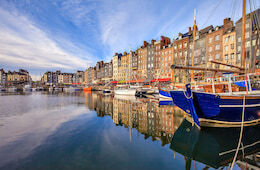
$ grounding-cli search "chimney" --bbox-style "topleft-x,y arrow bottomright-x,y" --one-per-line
123,51 -> 127,55
224,18 -> 231,25
223,18 -> 233,31
143,41 -> 148,47
151,39 -> 155,44
115,53 -> 118,56
188,27 -> 191,35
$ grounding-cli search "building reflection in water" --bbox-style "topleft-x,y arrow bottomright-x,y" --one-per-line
84,92 -> 185,146
84,92 -> 260,170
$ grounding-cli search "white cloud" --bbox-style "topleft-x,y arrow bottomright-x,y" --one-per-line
0,7 -> 91,72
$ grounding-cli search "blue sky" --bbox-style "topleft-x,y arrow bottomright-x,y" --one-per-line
0,0 -> 259,80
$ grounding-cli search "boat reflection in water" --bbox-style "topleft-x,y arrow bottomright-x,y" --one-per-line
170,119 -> 260,169
83,92 -> 260,169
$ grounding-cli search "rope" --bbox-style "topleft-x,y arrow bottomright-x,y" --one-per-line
183,90 -> 192,99
230,95 -> 246,170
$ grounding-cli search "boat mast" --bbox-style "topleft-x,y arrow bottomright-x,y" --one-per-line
191,9 -> 196,83
241,0 -> 246,69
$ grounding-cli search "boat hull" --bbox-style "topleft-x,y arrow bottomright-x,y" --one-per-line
170,90 -> 260,127
159,89 -> 172,99
114,89 -> 136,96
83,87 -> 92,91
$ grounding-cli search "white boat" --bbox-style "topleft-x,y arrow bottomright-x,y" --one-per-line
8,87 -> 17,92
114,85 -> 136,96
63,86 -> 81,93
23,85 -> 32,92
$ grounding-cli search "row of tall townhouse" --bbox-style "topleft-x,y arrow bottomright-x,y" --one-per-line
85,9 -> 259,85
0,69 -> 31,86
41,70 -> 84,85
84,60 -> 113,85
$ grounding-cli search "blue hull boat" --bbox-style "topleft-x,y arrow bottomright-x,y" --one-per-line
159,89 -> 172,99
170,84 -> 260,128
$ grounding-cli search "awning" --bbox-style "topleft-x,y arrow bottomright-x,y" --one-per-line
111,81 -> 118,84
150,78 -> 171,82
72,83 -> 81,85
118,80 -> 126,84
129,79 -> 145,83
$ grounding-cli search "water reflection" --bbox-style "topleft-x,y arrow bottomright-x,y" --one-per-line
0,91 -> 259,170
84,92 -> 185,146
84,92 -> 260,169
170,119 -> 260,169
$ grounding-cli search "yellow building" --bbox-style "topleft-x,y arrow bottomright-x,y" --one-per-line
222,28 -> 237,69
118,52 -> 129,81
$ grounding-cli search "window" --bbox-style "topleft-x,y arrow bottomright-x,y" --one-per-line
229,35 -> 233,41
225,54 -> 228,60
231,44 -> 234,49
179,51 -> 182,57
215,35 -> 220,41
195,58 -> 198,64
174,53 -> 177,57
174,45 -> 177,50
209,37 -> 212,43
231,53 -> 234,59
252,39 -> 256,46
238,37 -> 241,42
225,37 -> 228,42
184,50 -> 187,56
215,53 -> 220,60
238,46 -> 241,51
245,32 -> 250,39
184,42 -> 187,47
225,45 -> 228,51
179,44 -> 182,49
246,41 -> 250,48
209,55 -> 213,61
215,44 -> 220,50
209,46 -> 212,52
237,54 -> 241,61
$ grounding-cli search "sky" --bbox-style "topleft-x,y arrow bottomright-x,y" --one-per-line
0,0 -> 259,80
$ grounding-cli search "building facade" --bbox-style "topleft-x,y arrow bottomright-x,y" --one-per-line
173,32 -> 190,83
236,9 -> 260,70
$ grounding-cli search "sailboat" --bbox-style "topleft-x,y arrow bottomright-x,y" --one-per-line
169,2 -> 260,128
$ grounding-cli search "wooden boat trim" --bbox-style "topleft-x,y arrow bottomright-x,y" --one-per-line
220,95 -> 260,100
220,103 -> 260,107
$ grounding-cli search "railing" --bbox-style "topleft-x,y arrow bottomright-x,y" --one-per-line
193,73 -> 260,94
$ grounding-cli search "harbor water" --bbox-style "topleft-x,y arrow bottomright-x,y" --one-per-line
0,92 -> 259,170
